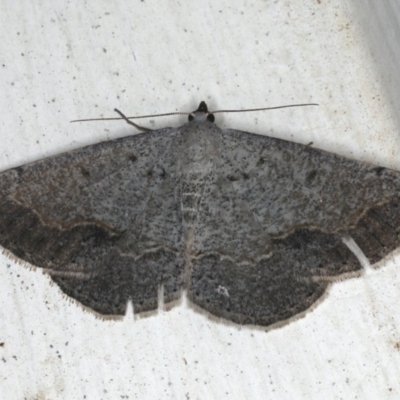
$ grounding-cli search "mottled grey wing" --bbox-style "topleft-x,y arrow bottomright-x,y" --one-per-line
0,129 -> 185,315
188,128 -> 400,326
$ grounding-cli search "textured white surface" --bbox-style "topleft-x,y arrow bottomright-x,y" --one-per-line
1,1 -> 400,399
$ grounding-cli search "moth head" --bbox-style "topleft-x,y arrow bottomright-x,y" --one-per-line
189,101 -> 215,123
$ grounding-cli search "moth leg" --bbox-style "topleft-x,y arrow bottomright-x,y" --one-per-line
114,108 -> 152,132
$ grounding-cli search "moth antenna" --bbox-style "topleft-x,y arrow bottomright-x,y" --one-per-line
71,110 -> 190,123
70,102 -> 319,132
71,108 -> 191,132
71,102 -> 319,132
71,102 -> 318,123
211,103 -> 319,114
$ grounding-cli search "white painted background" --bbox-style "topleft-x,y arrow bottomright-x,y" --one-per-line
1,1 -> 400,399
